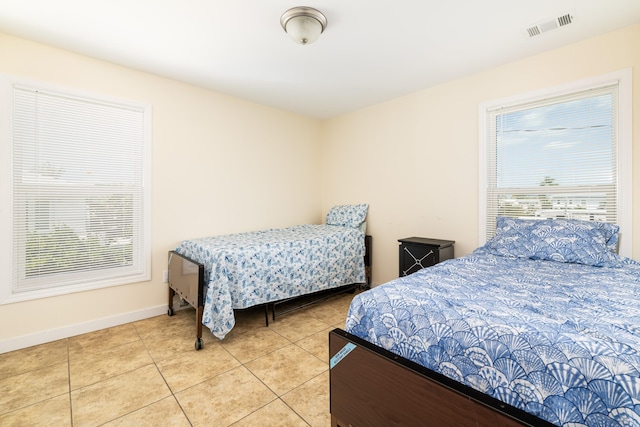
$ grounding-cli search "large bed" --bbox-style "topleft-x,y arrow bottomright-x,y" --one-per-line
329,217 -> 640,427
168,204 -> 370,348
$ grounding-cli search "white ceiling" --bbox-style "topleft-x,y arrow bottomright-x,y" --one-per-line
1,1 -> 639,119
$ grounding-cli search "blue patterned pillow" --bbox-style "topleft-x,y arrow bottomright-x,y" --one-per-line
326,204 -> 368,228
592,221 -> 620,253
484,217 -> 623,267
494,217 -> 620,253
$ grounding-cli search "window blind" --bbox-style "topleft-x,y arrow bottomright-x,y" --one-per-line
12,85 -> 149,294
485,84 -> 618,240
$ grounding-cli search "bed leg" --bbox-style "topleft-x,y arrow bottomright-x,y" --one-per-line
264,304 -> 270,327
364,234 -> 372,289
167,286 -> 175,316
195,305 -> 204,350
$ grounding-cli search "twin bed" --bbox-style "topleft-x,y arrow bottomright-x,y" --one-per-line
330,217 -> 640,427
167,204 -> 369,348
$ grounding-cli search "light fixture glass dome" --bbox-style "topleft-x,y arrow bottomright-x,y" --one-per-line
280,7 -> 327,45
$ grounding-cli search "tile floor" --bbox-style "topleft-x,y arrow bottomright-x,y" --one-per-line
0,291 -> 359,426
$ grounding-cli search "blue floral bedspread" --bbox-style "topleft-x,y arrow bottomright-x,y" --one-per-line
345,249 -> 640,427
175,224 -> 365,339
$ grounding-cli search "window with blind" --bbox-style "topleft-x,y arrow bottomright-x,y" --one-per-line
479,70 -> 632,257
1,76 -> 151,303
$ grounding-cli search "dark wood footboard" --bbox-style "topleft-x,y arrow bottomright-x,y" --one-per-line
329,329 -> 554,427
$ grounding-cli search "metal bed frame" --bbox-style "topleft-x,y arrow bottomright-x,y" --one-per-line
168,235 -> 371,349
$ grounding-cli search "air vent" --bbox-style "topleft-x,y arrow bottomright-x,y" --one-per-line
557,13 -> 573,27
526,26 -> 541,37
524,11 -> 575,38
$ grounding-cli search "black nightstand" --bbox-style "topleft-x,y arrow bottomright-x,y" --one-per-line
398,237 -> 455,276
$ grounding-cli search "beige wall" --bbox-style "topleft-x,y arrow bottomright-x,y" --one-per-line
321,24 -> 640,285
0,33 -> 322,349
1,23 -> 639,350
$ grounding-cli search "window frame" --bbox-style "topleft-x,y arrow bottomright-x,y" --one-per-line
0,75 -> 152,304
478,69 -> 632,257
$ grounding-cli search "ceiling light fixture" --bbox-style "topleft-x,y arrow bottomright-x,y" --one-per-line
280,7 -> 327,45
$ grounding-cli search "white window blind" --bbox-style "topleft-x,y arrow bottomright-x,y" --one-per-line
8,83 -> 151,299
485,85 -> 618,237
480,70 -> 632,257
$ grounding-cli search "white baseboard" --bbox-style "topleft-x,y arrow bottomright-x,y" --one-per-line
0,304 -> 168,354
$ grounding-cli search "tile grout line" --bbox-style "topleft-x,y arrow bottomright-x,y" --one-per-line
72,325 -> 191,426
151,362 -> 195,427
213,309 -> 332,426
67,338 -> 74,426
137,322 -> 195,427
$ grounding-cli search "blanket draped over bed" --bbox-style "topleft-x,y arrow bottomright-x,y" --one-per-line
175,224 -> 366,339
346,248 -> 640,427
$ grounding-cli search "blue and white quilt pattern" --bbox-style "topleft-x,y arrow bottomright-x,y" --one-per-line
176,224 -> 365,339
346,249 -> 640,427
